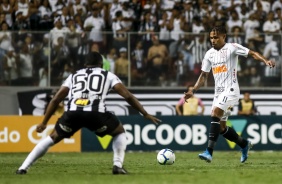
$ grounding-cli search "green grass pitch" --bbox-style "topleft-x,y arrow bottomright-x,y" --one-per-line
0,151 -> 281,184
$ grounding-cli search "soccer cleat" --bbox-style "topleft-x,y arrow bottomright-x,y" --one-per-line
241,141 -> 253,163
112,165 -> 128,175
16,169 -> 27,175
198,149 -> 212,163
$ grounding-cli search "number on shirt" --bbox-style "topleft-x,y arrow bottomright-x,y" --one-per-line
72,73 -> 105,95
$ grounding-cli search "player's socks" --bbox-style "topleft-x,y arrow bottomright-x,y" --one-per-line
112,132 -> 127,168
221,126 -> 248,148
207,117 -> 221,156
207,147 -> 214,156
18,136 -> 54,170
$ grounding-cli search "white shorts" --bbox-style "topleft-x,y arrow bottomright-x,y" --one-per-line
212,89 -> 239,121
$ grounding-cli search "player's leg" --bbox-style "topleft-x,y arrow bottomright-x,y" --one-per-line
220,117 -> 249,149
109,122 -> 127,174
199,106 -> 224,162
16,129 -> 63,174
220,112 -> 253,163
199,94 -> 226,162
93,112 -> 127,174
16,112 -> 80,174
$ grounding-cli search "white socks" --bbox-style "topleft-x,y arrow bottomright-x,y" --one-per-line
19,136 -> 54,170
19,133 -> 127,170
112,133 -> 127,168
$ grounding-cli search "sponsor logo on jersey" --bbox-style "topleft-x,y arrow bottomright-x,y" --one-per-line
216,87 -> 225,93
212,64 -> 227,74
232,69 -> 237,83
75,99 -> 90,106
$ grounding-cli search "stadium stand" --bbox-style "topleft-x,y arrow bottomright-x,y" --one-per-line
0,0 -> 281,87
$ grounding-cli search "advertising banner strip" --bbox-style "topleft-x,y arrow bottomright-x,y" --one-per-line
1,116 -> 281,152
0,116 -> 81,152
82,116 -> 282,151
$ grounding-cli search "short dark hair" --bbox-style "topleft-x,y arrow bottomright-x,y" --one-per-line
85,51 -> 103,66
210,26 -> 227,35
115,11 -> 122,18
231,26 -> 242,32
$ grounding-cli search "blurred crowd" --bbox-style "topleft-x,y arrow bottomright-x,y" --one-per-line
0,0 -> 281,87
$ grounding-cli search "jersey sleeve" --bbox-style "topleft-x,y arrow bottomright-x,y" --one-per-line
109,73 -> 122,89
62,74 -> 72,89
232,43 -> 249,58
201,51 -> 212,72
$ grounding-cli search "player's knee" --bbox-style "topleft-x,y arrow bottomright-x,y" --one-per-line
212,107 -> 224,117
220,122 -> 227,133
49,130 -> 63,144
109,123 -> 125,137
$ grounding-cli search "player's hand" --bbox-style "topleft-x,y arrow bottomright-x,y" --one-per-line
184,91 -> 193,103
144,114 -> 162,125
266,60 -> 275,68
36,123 -> 47,133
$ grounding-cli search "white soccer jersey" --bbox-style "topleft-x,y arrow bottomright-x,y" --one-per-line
62,67 -> 122,112
201,43 -> 249,96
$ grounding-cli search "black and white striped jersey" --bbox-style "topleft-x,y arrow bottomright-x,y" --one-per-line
62,67 -> 122,112
202,43 -> 249,96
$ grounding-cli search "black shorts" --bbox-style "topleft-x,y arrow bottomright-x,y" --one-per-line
54,111 -> 120,138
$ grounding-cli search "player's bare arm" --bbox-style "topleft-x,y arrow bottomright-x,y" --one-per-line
113,83 -> 161,125
37,86 -> 69,133
184,71 -> 209,102
248,50 -> 276,68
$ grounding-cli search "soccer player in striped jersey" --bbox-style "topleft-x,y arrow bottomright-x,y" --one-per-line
184,26 -> 275,163
16,51 -> 161,175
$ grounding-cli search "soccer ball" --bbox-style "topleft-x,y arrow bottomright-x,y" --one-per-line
157,148 -> 175,165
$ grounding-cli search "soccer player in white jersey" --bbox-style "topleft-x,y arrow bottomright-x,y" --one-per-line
184,26 -> 275,163
16,51 -> 161,175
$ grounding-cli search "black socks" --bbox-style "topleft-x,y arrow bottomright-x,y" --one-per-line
207,117 -> 221,155
221,126 -> 248,148
206,117 -> 249,156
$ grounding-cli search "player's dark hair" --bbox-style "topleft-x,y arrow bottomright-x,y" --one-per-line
85,51 -> 103,66
210,26 -> 227,35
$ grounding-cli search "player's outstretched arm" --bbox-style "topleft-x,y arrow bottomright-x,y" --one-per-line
113,83 -> 161,125
37,86 -> 69,133
184,71 -> 209,102
248,50 -> 276,68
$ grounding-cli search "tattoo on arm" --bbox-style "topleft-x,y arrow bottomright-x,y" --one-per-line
194,72 -> 208,91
